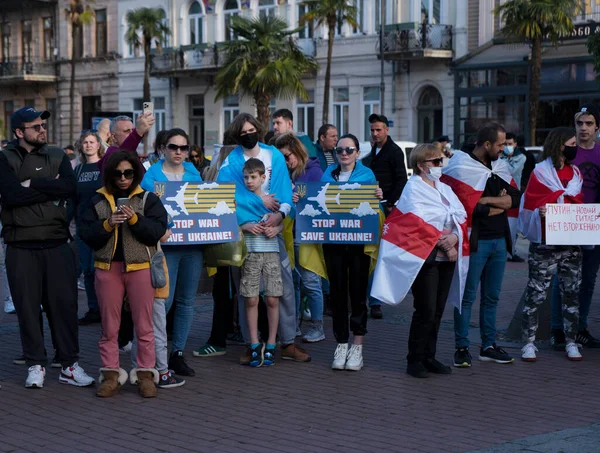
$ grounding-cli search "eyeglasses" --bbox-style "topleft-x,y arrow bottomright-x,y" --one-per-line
112,169 -> 135,180
22,123 -> 47,132
167,144 -> 190,153
424,157 -> 444,166
283,153 -> 292,161
334,147 -> 357,155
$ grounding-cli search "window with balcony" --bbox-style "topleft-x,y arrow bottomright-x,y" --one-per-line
22,20 -> 33,64
352,0 -> 364,34
43,18 -> 54,61
258,0 -> 277,19
362,87 -> 380,141
298,4 -> 313,39
421,0 -> 441,24
333,88 -> 349,136
1,23 -> 10,62
224,0 -> 240,42
46,98 -> 57,144
96,9 -> 107,56
297,90 -> 315,141
4,101 -> 14,138
74,23 -> 84,59
223,95 -> 240,128
189,2 -> 204,45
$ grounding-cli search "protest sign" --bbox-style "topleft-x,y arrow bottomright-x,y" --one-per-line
155,181 -> 239,245
545,203 -> 600,245
295,182 -> 381,244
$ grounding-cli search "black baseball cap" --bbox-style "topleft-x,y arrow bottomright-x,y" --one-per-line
436,135 -> 450,142
11,107 -> 51,131
576,103 -> 600,127
368,113 -> 389,127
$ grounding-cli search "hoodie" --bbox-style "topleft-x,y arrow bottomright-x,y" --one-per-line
294,157 -> 323,184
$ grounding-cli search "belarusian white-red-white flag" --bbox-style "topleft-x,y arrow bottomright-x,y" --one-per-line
370,175 -> 469,311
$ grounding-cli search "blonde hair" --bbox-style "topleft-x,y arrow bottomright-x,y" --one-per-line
77,131 -> 106,164
409,143 -> 442,175
274,132 -> 308,180
204,145 -> 236,181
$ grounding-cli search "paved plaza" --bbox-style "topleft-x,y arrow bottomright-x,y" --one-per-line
2,242 -> 600,453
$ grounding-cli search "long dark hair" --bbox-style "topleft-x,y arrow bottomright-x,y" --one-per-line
541,127 -> 576,169
103,151 -> 143,194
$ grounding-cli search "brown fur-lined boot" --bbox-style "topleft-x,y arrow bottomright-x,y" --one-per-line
131,368 -> 158,398
96,368 -> 127,397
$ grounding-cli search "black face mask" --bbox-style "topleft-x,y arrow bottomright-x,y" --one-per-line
238,132 -> 259,150
563,145 -> 578,162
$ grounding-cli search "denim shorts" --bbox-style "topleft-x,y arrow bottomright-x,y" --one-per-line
240,252 -> 282,298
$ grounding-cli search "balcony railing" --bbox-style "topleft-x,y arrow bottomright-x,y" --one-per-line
377,22 -> 453,59
150,44 -> 222,76
0,57 -> 57,80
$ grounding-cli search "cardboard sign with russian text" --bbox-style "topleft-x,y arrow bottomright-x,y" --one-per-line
155,181 -> 239,244
545,203 -> 600,245
295,182 -> 380,244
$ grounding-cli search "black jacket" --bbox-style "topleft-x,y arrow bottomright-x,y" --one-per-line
0,140 -> 76,245
362,137 -> 407,208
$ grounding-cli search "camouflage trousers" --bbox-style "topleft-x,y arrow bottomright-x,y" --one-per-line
522,244 -> 582,342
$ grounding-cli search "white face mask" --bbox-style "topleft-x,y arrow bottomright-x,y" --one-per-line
426,166 -> 442,181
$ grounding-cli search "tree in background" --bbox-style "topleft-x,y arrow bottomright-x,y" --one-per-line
300,0 -> 358,125
495,0 -> 578,145
215,15 -> 317,132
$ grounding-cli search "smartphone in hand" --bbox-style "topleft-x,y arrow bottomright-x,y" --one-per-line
143,102 -> 154,116
116,198 -> 130,211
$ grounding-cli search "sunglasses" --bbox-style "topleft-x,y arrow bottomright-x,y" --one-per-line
424,157 -> 444,166
22,123 -> 47,132
167,144 -> 190,153
113,169 -> 135,180
334,146 -> 357,155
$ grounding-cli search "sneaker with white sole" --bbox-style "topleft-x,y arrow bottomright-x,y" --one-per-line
25,365 -> 46,388
302,323 -> 325,343
59,362 -> 95,387
332,343 -> 348,370
566,342 -> 583,361
3,297 -> 15,314
345,344 -> 363,371
521,343 -> 538,362
119,341 -> 132,354
302,307 -> 312,321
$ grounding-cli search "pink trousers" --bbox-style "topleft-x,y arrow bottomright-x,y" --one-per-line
95,263 -> 156,369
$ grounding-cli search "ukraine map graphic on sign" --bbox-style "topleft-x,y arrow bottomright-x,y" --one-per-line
295,182 -> 380,244
155,181 -> 239,245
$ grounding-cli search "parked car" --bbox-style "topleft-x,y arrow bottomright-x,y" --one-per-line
359,140 -> 417,177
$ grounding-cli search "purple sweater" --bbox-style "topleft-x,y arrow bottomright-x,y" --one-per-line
294,157 -> 323,184
572,143 -> 600,203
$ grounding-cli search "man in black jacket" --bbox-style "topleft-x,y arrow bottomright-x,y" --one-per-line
0,107 -> 94,389
362,114 -> 408,319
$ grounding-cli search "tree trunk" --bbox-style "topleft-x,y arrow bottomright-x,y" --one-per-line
143,39 -> 151,155
69,23 -> 78,144
255,91 -> 271,140
322,17 -> 336,125
528,37 -> 542,146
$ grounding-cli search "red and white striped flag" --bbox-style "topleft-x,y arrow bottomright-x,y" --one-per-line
370,175 -> 469,311
518,158 -> 583,243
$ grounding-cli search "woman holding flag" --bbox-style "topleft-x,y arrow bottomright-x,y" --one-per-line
371,144 -> 468,378
518,127 -> 584,362
324,134 -> 383,372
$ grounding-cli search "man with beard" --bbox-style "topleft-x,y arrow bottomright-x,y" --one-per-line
0,107 -> 94,388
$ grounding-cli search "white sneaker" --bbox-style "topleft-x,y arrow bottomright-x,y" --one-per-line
521,343 -> 538,362
77,277 -> 85,291
332,343 -> 349,370
25,365 -> 46,388
566,342 -> 583,361
3,297 -> 15,314
59,362 -> 95,387
119,341 -> 132,354
345,344 -> 363,371
302,307 -> 312,321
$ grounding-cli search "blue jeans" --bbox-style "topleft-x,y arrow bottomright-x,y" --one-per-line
551,245 -> 600,331
164,246 -> 204,352
293,245 -> 324,322
77,236 -> 98,312
454,238 -> 507,349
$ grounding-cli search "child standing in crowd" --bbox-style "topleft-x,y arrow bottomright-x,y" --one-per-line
239,158 -> 283,367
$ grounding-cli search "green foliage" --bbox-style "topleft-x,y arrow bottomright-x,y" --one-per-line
587,32 -> 600,80
215,15 -> 317,103
300,0 -> 358,32
125,7 -> 171,55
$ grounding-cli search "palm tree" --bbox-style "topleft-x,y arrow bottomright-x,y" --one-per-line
300,0 -> 358,124
495,0 -> 578,145
215,15 -> 318,131
66,0 -> 94,142
125,8 -> 171,105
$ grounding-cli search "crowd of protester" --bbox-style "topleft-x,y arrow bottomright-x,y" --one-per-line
1,102 -> 600,397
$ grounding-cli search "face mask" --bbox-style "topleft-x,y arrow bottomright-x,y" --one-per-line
238,132 -> 259,150
503,146 -> 514,156
563,145 -> 578,162
426,166 -> 442,181
444,143 -> 452,151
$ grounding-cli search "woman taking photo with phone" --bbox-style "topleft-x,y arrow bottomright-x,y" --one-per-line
80,151 -> 168,398
141,128 -> 204,377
